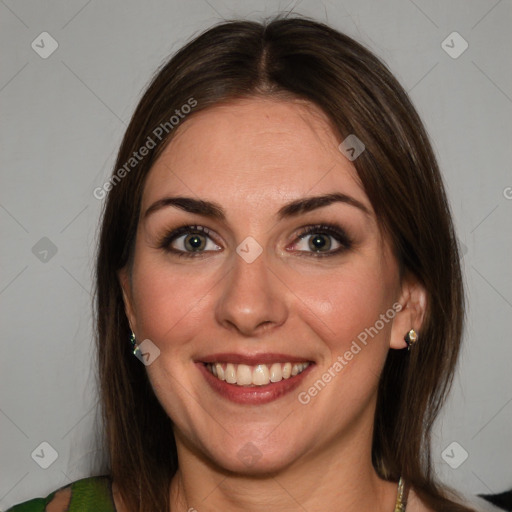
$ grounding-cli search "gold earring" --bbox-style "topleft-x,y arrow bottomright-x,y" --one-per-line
404,329 -> 418,351
130,331 -> 141,357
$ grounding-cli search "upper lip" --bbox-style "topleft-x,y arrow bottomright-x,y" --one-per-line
198,353 -> 314,365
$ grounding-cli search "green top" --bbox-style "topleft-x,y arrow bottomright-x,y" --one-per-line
6,476 -> 116,512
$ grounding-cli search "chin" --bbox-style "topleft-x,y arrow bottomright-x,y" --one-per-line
202,437 -> 305,477
211,450 -> 295,476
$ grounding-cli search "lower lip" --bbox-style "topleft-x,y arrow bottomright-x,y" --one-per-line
197,362 -> 314,405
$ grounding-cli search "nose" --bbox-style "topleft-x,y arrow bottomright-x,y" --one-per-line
214,249 -> 288,337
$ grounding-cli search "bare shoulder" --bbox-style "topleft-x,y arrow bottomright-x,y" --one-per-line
111,480 -> 128,512
44,487 -> 72,512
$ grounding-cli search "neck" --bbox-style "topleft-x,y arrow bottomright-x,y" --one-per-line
169,420 -> 398,512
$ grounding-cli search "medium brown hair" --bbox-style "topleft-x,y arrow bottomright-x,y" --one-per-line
94,16 -> 472,512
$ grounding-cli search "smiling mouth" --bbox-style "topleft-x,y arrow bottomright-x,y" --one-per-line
204,362 -> 311,387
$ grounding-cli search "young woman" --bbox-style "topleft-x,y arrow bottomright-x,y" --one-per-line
8,16 -> 498,512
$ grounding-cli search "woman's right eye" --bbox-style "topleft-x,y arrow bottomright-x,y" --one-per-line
158,225 -> 222,257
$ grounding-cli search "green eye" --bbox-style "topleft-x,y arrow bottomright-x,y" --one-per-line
159,225 -> 221,257
293,224 -> 352,257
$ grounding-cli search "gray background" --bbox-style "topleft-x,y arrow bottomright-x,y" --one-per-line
1,0 -> 511,509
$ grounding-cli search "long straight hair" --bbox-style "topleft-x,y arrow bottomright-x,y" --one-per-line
94,16 -> 472,512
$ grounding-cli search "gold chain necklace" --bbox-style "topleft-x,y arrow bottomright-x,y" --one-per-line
394,477 -> 409,512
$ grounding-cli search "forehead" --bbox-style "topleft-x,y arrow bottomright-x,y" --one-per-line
141,97 -> 370,214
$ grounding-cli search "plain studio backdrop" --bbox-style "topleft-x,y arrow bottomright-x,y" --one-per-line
0,0 -> 511,509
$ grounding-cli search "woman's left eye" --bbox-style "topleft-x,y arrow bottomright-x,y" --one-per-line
292,224 -> 352,257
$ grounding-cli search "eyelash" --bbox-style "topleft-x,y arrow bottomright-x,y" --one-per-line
157,223 -> 353,259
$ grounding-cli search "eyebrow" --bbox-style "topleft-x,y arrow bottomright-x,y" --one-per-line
143,192 -> 371,221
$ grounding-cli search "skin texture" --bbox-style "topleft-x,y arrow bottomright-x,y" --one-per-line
118,97 -> 428,512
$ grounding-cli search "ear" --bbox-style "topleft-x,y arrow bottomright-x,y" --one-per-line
118,266 -> 137,334
389,273 -> 427,350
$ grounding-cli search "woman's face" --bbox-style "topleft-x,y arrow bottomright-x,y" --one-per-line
120,97 -> 417,474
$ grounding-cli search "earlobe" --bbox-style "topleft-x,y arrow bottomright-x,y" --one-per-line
389,276 -> 427,350
117,267 -> 137,332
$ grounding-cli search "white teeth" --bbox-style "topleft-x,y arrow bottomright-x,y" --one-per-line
205,361 -> 310,386
269,363 -> 282,382
236,364 -> 253,386
252,364 -> 270,385
215,363 -> 225,381
225,363 -> 236,384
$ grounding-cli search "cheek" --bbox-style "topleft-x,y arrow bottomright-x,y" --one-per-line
131,257 -> 215,350
294,258 -> 397,357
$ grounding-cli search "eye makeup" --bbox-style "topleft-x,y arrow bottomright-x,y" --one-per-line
155,222 -> 354,259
